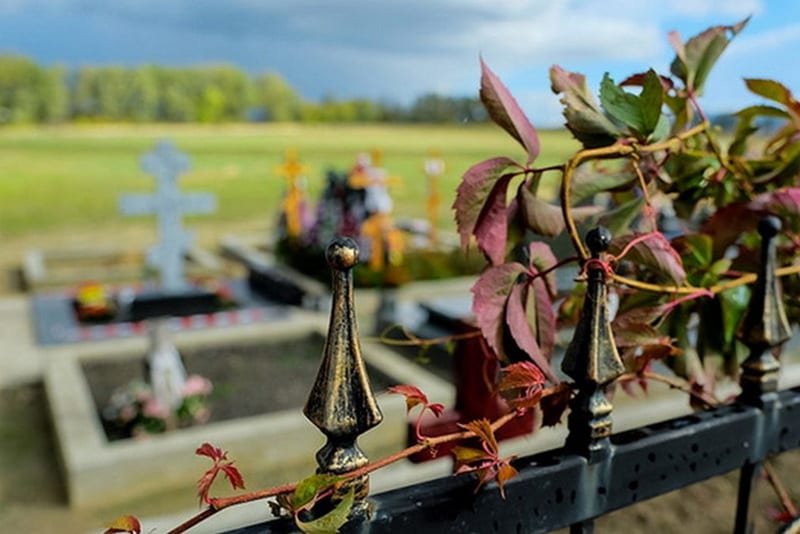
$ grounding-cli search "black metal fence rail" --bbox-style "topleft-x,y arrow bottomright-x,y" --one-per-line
226,218 -> 798,533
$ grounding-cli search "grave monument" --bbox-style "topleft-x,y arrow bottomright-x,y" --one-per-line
119,140 -> 216,293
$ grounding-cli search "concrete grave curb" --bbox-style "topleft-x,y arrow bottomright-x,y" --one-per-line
45,311 -> 453,509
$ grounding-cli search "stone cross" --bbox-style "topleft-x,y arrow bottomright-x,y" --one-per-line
119,141 -> 216,292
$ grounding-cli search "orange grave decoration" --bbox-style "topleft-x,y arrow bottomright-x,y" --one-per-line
74,281 -> 117,322
274,148 -> 310,239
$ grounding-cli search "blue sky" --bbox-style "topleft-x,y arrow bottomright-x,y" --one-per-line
0,0 -> 797,125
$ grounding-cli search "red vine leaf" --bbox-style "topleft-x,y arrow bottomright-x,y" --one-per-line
195,442 -> 246,505
196,442 -> 227,462
497,361 -> 546,410
518,186 -> 566,237
472,262 -> 527,361
475,174 -> 517,265
104,515 -> 141,534
701,203 -> 759,257
221,464 -> 246,492
613,322 -> 671,348
609,232 -> 686,285
526,242 -> 558,296
750,187 -> 800,231
539,383 -> 572,427
453,419 -> 518,498
454,157 -> 522,264
505,280 -> 557,382
494,462 -> 519,498
427,402 -> 446,417
480,58 -> 540,163
612,303 -> 672,332
460,418 -> 499,453
387,384 -> 430,412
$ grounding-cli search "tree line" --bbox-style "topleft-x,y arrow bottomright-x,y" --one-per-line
0,55 -> 488,125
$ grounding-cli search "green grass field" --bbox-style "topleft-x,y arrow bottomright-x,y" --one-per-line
0,123 -> 579,240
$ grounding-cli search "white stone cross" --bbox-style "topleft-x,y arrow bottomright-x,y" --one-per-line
119,141 -> 216,292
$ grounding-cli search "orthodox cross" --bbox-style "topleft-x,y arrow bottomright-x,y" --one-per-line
119,141 -> 216,292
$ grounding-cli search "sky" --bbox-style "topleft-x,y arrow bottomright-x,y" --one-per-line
0,0 -> 798,126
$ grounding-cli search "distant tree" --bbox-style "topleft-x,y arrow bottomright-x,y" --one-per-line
0,55 -> 54,124
121,67 -> 159,122
0,56 -> 489,124
205,65 -> 252,120
407,93 -> 487,123
252,72 -> 302,121
197,86 -> 226,123
40,65 -> 68,123
153,67 -> 196,121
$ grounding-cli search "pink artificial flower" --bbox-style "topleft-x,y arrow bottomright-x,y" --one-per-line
182,374 -> 213,397
142,398 -> 170,420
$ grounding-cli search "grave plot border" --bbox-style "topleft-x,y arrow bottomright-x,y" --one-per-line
45,313 -> 453,509
22,244 -> 226,291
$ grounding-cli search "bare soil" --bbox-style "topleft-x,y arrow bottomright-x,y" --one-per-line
82,337 -> 394,441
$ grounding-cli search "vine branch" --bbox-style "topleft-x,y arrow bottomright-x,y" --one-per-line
560,122 -> 709,260
166,385 -> 566,534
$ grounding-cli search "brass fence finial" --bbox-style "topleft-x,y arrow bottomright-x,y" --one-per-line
562,227 -> 625,460
304,237 -> 383,514
737,215 -> 791,403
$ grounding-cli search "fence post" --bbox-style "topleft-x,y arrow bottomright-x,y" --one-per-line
303,237 -> 384,519
734,216 -> 791,534
561,226 -> 625,463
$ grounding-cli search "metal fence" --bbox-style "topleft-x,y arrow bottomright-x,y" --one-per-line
227,219 -> 798,534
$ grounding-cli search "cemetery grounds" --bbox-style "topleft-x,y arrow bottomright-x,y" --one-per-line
0,123 -> 798,532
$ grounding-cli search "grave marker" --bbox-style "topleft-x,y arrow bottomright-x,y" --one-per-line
424,152 -> 445,244
274,148 -> 310,238
119,141 -> 216,292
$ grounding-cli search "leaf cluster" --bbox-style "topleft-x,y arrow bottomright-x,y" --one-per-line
455,16 -> 800,406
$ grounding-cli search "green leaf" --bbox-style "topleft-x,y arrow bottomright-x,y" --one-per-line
640,70 -> 666,136
295,487 -> 355,534
292,474 -> 343,511
599,70 -> 663,137
669,18 -> 749,94
745,78 -> 795,106
596,196 -> 645,236
719,285 -> 750,347
732,104 -> 790,155
680,233 -> 713,269
550,65 -> 621,147
571,159 -> 636,203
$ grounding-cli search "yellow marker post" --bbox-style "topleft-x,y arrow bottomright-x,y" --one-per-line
424,152 -> 445,245
274,148 -> 309,238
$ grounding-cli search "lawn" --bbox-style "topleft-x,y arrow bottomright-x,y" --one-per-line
0,123 -> 579,240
